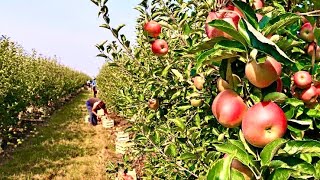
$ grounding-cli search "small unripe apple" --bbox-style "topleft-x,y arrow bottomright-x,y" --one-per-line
223,154 -> 253,180
148,98 -> 159,110
293,71 -> 312,89
217,75 -> 241,92
192,76 -> 205,90
144,20 -> 162,38
190,99 -> 203,107
299,22 -> 314,42
151,39 -> 168,56
300,86 -> 318,103
212,90 -> 247,128
242,101 -> 287,148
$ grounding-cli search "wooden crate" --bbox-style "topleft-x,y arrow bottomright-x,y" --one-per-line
84,115 -> 90,123
116,132 -> 130,142
101,116 -> 114,128
115,141 -> 134,154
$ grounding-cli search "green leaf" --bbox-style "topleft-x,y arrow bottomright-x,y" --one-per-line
242,19 -> 293,64
213,142 -> 254,168
207,154 -> 234,180
164,143 -> 177,157
161,64 -> 172,77
263,92 -> 287,103
188,37 -> 224,53
230,169 -> 245,180
239,130 -> 257,159
214,40 -> 246,52
311,0 -> 320,9
262,13 -> 300,36
315,160 -> 320,179
171,69 -> 184,81
169,118 -> 185,131
151,131 -> 160,144
232,1 -> 259,29
286,98 -> 304,107
306,109 -> 320,118
176,105 -> 193,111
283,140 -> 320,155
179,152 -> 197,160
260,138 -> 287,167
208,19 -> 248,46
268,168 -> 292,180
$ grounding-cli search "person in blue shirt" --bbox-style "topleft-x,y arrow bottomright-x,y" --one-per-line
85,97 -> 108,126
91,78 -> 97,97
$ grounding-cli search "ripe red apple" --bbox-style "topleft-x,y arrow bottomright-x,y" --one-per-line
299,22 -> 314,42
148,99 -> 159,110
151,39 -> 168,56
242,101 -> 287,148
205,5 -> 240,39
144,20 -> 162,38
245,56 -> 282,88
223,154 -> 253,180
300,86 -> 318,103
293,71 -> 312,89
192,76 -> 205,90
307,42 -> 320,61
212,90 -> 247,128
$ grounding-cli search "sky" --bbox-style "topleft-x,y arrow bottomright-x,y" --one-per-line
0,0 -> 139,77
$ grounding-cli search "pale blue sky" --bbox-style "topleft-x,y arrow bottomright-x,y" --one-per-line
0,0 -> 139,77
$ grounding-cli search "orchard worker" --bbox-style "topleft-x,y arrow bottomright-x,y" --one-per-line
85,97 -> 108,126
91,78 -> 98,97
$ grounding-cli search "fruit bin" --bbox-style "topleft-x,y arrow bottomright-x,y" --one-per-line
101,116 -> 114,128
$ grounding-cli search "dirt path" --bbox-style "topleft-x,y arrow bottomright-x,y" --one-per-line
0,91 -> 125,180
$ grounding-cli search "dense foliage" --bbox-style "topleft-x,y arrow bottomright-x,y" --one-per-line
0,37 -> 89,149
94,0 -> 320,179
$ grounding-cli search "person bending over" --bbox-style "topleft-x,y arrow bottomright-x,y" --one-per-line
85,97 -> 108,126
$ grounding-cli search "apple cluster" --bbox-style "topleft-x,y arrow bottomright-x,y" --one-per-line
298,21 -> 320,61
292,71 -> 320,107
143,20 -> 169,56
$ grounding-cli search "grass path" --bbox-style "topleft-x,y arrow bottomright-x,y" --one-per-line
0,91 -> 121,180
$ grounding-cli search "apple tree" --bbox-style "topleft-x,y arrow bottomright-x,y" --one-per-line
92,0 -> 320,179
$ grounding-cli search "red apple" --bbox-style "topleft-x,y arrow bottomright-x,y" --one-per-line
151,39 -> 168,56
300,86 -> 318,103
299,22 -> 314,42
205,5 -> 240,39
242,101 -> 287,148
144,20 -> 162,38
148,99 -> 159,110
192,76 -> 205,90
253,0 -> 264,9
307,42 -> 320,61
293,71 -> 312,89
212,90 -> 248,128
223,154 -> 253,180
245,56 -> 282,88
